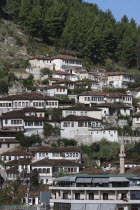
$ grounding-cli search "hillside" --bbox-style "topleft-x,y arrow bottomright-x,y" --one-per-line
1,0 -> 140,69
0,19 -> 53,68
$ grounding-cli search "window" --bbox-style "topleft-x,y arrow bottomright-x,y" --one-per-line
89,193 -> 94,200
7,144 -> 10,148
63,193 -> 68,199
47,168 -> 50,174
75,193 -> 80,200
0,144 -> 1,148
43,168 -> 46,173
5,119 -> 8,124
103,193 -> 108,200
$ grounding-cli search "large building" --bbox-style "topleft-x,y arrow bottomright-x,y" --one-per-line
50,173 -> 140,210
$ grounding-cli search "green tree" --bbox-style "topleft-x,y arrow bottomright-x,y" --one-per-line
30,169 -> 39,187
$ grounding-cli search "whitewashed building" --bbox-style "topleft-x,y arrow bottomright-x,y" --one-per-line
1,149 -> 32,163
46,85 -> 68,97
62,107 -> 102,120
0,107 -> 46,136
0,92 -> 59,113
30,147 -> 81,162
50,174 -> 140,210
132,113 -> 140,129
28,54 -> 82,72
31,159 -> 80,184
0,138 -> 20,154
78,91 -> 133,106
106,72 -> 134,88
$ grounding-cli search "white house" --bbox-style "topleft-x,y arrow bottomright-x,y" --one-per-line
132,113 -> 140,129
78,91 -> 133,106
127,87 -> 140,98
31,159 -> 80,184
0,92 -> 59,113
0,107 -> 46,136
52,71 -> 79,81
28,54 -> 82,72
0,138 -> 20,154
93,103 -> 132,117
6,157 -> 32,183
1,149 -> 32,163
30,147 -> 81,162
62,106 -> 102,120
50,174 -> 140,210
46,85 -> 68,97
105,72 -> 134,88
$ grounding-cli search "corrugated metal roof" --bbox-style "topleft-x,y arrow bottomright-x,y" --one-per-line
92,178 -> 109,183
76,177 -> 93,183
109,177 -> 129,182
54,176 -> 76,182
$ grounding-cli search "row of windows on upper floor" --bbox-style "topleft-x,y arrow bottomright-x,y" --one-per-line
84,97 -> 104,102
38,152 -> 79,158
4,120 -> 43,126
63,122 -> 101,128
0,101 -> 58,107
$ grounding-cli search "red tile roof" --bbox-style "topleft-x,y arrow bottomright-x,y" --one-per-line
49,54 -> 82,61
2,149 -> 31,156
30,146 -> 80,153
6,158 -> 32,165
0,92 -> 59,101
62,115 -> 101,121
32,159 -> 80,166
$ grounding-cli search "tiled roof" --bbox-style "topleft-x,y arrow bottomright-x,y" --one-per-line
0,138 -> 20,143
29,54 -> 82,61
79,91 -> 128,98
6,166 -> 19,173
62,106 -> 101,111
2,149 -> 31,156
106,72 -> 133,77
53,70 -> 73,75
133,112 -> 140,117
0,92 -> 58,101
30,146 -> 80,153
46,85 -> 67,89
125,166 -> 140,175
1,109 -> 46,120
49,54 -> 82,61
32,159 -> 80,166
61,115 -> 101,121
93,103 -> 131,108
79,91 -> 107,96
6,158 -> 32,166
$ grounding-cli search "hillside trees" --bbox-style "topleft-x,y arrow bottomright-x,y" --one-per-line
3,0 -> 140,68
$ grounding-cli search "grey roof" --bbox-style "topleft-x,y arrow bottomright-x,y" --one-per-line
76,177 -> 93,183
92,178 -> 109,183
54,176 -> 76,182
109,177 -> 129,182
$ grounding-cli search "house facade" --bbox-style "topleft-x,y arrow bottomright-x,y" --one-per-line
31,159 -> 80,184
106,72 -> 134,88
28,54 -> 82,71
62,107 -> 102,120
30,147 -> 81,162
50,174 -> 140,210
0,92 -> 59,113
0,107 -> 46,136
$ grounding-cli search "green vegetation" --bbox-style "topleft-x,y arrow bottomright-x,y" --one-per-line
0,181 -> 26,205
53,138 -> 78,147
1,0 -> 139,69
30,169 -> 40,187
43,123 -> 60,138
16,132 -> 42,147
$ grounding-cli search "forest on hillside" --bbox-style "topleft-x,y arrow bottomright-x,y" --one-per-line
1,0 -> 140,68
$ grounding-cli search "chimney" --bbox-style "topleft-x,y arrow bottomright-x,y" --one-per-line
119,139 -> 126,174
